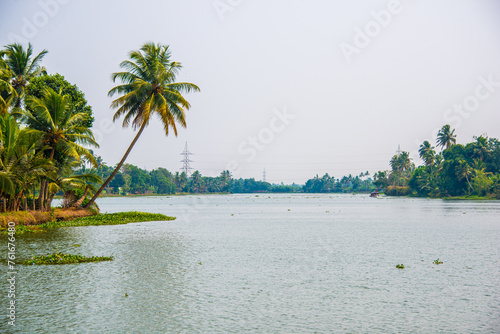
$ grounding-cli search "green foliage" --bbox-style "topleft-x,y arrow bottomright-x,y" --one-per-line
85,42 -> 200,208
21,252 -> 113,265
1,43 -> 47,108
26,74 -> 94,128
303,173 -> 374,193
396,264 -> 405,269
379,127 -> 500,199
433,258 -> 443,265
385,186 -> 412,196
42,211 -> 174,228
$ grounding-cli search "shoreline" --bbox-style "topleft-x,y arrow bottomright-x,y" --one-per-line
0,210 -> 175,233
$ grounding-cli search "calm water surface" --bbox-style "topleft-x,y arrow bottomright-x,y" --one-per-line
2,194 -> 500,333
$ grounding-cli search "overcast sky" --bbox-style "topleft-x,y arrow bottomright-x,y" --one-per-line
1,0 -> 500,183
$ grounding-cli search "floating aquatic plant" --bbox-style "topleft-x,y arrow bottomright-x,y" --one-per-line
21,252 -> 114,265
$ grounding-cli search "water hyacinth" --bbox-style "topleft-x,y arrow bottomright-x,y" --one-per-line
20,252 -> 114,265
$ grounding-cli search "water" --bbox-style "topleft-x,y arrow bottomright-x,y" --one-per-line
2,194 -> 500,333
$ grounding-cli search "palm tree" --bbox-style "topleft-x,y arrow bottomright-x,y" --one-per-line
471,135 -> 490,162
219,170 -> 232,192
85,42 -> 200,208
419,141 -> 436,166
0,114 -> 53,211
437,125 -> 456,150
22,88 -> 98,210
0,58 -> 17,114
456,160 -> 474,193
390,151 -> 412,186
1,43 -> 47,108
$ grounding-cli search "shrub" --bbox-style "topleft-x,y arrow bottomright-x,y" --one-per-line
385,186 -> 412,196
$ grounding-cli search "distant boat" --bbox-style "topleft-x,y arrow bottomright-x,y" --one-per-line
370,190 -> 380,198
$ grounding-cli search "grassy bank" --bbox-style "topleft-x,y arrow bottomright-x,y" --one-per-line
0,208 -> 95,228
1,211 -> 175,234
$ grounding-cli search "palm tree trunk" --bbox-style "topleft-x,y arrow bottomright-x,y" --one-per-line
38,181 -> 45,210
466,175 -> 474,192
32,185 -> 36,211
84,122 -> 147,209
73,186 -> 89,208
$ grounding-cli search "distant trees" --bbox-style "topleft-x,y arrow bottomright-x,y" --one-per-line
302,173 -> 374,193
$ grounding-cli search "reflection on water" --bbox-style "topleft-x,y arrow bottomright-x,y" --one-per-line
3,194 -> 500,333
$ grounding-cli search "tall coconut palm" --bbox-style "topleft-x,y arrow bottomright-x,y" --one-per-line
419,140 -> 436,166
437,125 -> 456,150
21,88 -> 98,209
85,42 -> 200,208
1,43 -> 47,108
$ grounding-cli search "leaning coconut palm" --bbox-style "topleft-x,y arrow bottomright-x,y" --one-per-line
85,42 -> 200,208
1,43 -> 47,108
436,125 -> 456,150
21,88 -> 98,210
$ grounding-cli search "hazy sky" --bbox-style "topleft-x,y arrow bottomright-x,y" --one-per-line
1,0 -> 500,183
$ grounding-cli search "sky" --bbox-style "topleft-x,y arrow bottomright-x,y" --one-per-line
1,0 -> 500,184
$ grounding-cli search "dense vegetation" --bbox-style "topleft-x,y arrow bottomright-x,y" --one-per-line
0,42 -> 199,212
0,211 -> 174,233
0,43 -> 100,212
374,125 -> 500,198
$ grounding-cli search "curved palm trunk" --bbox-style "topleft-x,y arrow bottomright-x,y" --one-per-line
84,122 -> 147,209
73,186 -> 89,208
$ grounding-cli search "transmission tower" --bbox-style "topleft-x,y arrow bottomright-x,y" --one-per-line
263,168 -> 266,182
396,144 -> 402,155
180,142 -> 193,175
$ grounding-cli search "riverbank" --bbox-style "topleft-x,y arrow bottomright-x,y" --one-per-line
0,210 -> 175,234
0,208 -> 95,227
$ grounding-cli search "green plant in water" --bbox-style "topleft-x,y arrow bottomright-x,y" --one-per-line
433,258 -> 443,265
21,252 -> 114,265
396,264 -> 405,269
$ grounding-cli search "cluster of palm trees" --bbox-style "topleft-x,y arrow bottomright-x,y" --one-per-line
409,125 -> 499,197
0,42 -> 199,212
376,124 -> 500,197
0,43 -> 100,211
